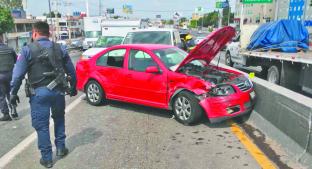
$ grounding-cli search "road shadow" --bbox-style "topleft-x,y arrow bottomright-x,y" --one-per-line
82,96 -> 251,129
53,127 -> 103,164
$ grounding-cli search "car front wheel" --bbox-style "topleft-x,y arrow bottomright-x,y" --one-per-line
225,52 -> 233,67
85,80 -> 105,106
173,91 -> 203,125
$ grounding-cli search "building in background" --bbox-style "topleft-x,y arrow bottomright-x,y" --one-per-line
7,18 -> 41,51
276,0 -> 290,20
47,16 -> 83,40
234,0 -> 276,25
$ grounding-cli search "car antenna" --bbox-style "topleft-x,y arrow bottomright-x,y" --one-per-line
216,52 -> 221,69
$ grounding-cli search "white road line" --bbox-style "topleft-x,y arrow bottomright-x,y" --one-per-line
0,94 -> 84,169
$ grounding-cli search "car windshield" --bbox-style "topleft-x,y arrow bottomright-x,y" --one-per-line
95,36 -> 123,48
123,31 -> 171,45
153,47 -> 188,70
85,31 -> 101,38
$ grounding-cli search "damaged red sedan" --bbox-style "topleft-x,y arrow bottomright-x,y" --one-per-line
76,27 -> 255,125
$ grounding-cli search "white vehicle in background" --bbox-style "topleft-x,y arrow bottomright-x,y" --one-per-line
101,19 -> 148,37
225,24 -> 312,95
123,28 -> 183,48
81,36 -> 124,59
82,17 -> 103,50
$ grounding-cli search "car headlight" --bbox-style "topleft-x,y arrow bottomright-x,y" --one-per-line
209,84 -> 236,96
242,74 -> 253,88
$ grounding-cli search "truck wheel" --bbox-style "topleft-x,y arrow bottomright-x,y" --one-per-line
225,52 -> 234,67
85,80 -> 106,106
267,65 -> 280,84
173,91 -> 203,125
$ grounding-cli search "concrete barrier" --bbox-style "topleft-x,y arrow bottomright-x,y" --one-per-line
250,76 -> 312,167
212,61 -> 312,168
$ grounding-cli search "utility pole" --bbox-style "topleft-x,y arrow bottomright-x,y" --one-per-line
48,0 -> 54,41
302,0 -> 308,24
227,6 -> 231,26
86,0 -> 90,17
240,2 -> 244,30
99,0 -> 102,16
274,0 -> 279,21
218,9 -> 223,28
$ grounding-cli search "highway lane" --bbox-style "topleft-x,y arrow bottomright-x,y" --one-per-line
4,98 -> 261,169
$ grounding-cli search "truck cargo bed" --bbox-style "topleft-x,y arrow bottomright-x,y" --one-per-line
241,50 -> 312,65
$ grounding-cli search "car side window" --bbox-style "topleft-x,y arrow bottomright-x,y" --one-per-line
96,49 -> 126,68
128,50 -> 157,72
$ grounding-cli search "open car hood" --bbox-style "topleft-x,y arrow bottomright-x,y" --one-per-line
176,26 -> 235,71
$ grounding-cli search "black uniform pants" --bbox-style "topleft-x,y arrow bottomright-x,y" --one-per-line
0,71 -> 12,115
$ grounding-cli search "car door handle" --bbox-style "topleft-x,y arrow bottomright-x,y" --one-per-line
126,74 -> 132,78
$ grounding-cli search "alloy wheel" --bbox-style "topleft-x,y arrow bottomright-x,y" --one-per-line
87,83 -> 100,103
174,96 -> 192,121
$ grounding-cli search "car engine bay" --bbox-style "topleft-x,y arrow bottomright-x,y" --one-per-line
178,63 -> 237,85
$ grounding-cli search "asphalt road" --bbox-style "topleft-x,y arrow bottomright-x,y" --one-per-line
0,49 -> 304,169
4,97 -> 261,169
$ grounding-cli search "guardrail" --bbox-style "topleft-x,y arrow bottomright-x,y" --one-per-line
212,60 -> 312,167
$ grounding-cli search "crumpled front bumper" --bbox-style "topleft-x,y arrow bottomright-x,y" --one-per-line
199,88 -> 256,123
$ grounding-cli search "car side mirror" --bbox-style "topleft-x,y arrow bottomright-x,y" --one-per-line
145,66 -> 161,74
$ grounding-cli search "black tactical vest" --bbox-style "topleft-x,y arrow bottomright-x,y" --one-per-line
0,44 -> 15,72
28,41 -> 65,88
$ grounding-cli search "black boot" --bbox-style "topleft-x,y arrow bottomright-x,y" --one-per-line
56,147 -> 69,158
39,159 -> 53,168
0,114 -> 12,121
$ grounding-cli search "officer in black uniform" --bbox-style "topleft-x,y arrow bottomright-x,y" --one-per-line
0,36 -> 17,121
10,22 -> 77,168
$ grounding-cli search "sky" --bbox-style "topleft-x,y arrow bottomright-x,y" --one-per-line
25,0 -> 236,19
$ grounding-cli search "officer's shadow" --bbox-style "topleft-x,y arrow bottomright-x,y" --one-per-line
53,127 -> 103,163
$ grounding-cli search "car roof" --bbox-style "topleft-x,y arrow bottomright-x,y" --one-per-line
112,44 -> 175,50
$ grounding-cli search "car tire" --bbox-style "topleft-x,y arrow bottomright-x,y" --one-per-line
85,80 -> 105,106
225,52 -> 234,67
173,91 -> 203,125
267,65 -> 280,84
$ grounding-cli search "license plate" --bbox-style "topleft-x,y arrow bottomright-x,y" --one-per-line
250,91 -> 256,100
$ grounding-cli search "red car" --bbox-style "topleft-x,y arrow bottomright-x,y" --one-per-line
76,27 -> 256,125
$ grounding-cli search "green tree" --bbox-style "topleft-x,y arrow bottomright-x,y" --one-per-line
44,12 -> 61,18
198,11 -> 219,28
179,17 -> 187,26
0,0 -> 22,9
0,7 -> 14,36
167,19 -> 174,25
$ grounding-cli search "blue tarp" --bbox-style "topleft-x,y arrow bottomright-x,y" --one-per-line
247,20 -> 309,53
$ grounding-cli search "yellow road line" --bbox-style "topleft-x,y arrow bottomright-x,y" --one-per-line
229,121 -> 276,169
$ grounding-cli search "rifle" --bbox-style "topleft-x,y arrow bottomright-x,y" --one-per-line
44,70 -> 71,95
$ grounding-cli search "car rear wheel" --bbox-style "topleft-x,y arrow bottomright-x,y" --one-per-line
173,91 -> 203,125
85,80 -> 105,106
267,65 -> 280,84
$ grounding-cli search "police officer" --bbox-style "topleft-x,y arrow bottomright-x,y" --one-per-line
0,36 -> 17,121
10,21 -> 77,168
